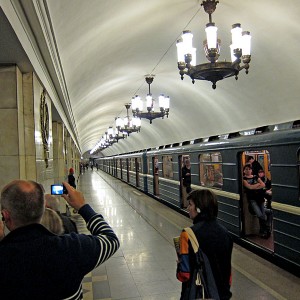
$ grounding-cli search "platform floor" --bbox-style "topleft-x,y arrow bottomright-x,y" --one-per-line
71,170 -> 300,300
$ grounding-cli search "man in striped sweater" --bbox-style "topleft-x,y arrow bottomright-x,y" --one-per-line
0,180 -> 120,300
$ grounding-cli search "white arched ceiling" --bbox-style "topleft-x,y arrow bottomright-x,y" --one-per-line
1,0 -> 300,157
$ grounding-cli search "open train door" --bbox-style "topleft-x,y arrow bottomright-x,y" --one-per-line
179,155 -> 191,208
135,157 -> 140,187
240,151 -> 274,252
153,156 -> 160,196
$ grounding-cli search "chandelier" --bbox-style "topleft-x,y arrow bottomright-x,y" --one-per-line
107,126 -> 126,143
131,76 -> 170,124
115,104 -> 141,135
90,127 -> 127,154
176,0 -> 251,89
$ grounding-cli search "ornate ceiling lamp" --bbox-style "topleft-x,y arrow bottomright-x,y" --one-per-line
107,126 -> 126,143
131,75 -> 170,124
115,104 -> 141,136
176,0 -> 251,89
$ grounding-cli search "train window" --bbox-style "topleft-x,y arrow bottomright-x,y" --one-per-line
130,158 -> 135,171
136,157 -> 142,173
147,157 -> 151,174
122,159 -> 126,171
162,155 -> 173,179
154,157 -> 159,175
199,152 -> 223,189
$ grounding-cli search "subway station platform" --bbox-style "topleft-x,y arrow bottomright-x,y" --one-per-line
72,169 -> 300,300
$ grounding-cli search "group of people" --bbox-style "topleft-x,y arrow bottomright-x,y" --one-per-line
243,156 -> 272,238
0,159 -> 237,299
0,179 -> 120,299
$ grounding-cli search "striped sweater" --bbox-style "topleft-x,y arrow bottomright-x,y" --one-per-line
0,204 -> 120,300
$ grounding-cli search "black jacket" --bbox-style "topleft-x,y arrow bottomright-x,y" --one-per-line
0,204 -> 119,300
192,214 -> 233,300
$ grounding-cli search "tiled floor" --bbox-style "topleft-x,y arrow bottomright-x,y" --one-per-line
70,170 -> 300,300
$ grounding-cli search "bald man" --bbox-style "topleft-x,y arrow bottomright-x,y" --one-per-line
0,180 -> 119,300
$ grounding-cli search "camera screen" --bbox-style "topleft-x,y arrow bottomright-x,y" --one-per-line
51,184 -> 64,195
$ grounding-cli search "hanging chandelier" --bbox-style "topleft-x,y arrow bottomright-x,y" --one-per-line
131,75 -> 170,124
115,104 -> 141,135
107,126 -> 126,143
176,0 -> 251,89
90,126 -> 127,154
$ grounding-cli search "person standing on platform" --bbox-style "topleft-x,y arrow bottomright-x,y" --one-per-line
177,189 -> 233,300
45,194 -> 78,233
0,180 -> 120,300
68,167 -> 76,189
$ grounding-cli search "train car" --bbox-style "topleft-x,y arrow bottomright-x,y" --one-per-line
97,123 -> 300,275
105,151 -> 148,193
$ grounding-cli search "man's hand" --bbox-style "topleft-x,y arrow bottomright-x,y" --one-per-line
62,182 -> 85,211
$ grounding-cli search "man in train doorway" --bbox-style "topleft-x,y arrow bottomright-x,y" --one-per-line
182,159 -> 192,194
246,156 -> 263,176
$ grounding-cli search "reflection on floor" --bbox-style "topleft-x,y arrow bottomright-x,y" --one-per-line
70,170 -> 300,300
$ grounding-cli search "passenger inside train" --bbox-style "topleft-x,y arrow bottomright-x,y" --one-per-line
258,169 -> 272,209
182,158 -> 192,193
243,164 -> 271,239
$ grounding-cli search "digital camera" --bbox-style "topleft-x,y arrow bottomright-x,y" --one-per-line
51,184 -> 67,195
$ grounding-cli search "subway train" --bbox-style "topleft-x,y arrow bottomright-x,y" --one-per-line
96,121 -> 300,276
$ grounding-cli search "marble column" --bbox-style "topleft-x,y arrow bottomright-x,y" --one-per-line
0,65 -> 25,189
52,121 -> 65,184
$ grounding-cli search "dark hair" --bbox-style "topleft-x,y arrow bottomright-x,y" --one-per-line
246,156 -> 254,162
1,180 -> 45,226
243,163 -> 252,171
187,189 -> 218,220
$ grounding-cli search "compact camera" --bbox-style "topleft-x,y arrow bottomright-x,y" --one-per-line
51,184 -> 67,195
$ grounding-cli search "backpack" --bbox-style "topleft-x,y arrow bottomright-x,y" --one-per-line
181,227 -> 220,300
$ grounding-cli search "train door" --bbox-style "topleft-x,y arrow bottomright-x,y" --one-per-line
126,158 -> 130,182
240,150 -> 274,252
180,155 -> 191,208
120,159 -> 123,180
116,159 -> 118,178
135,157 -> 140,187
153,156 -> 160,196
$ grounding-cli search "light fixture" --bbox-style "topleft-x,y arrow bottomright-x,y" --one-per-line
115,104 -> 141,135
176,0 -> 251,89
107,126 -> 127,143
131,75 -> 170,124
90,127 -> 127,154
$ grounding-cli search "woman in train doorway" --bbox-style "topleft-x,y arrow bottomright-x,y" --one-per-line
177,189 -> 233,300
243,164 -> 271,238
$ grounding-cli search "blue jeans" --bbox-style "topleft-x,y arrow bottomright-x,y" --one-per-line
249,199 -> 266,220
249,200 -> 272,230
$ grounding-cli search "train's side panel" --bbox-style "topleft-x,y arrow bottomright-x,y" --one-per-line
158,177 -> 181,207
268,144 -> 300,267
218,149 -> 241,236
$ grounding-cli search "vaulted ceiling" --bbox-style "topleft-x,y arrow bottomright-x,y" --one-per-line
1,0 -> 300,157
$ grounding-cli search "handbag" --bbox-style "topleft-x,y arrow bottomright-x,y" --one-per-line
181,227 -> 220,300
